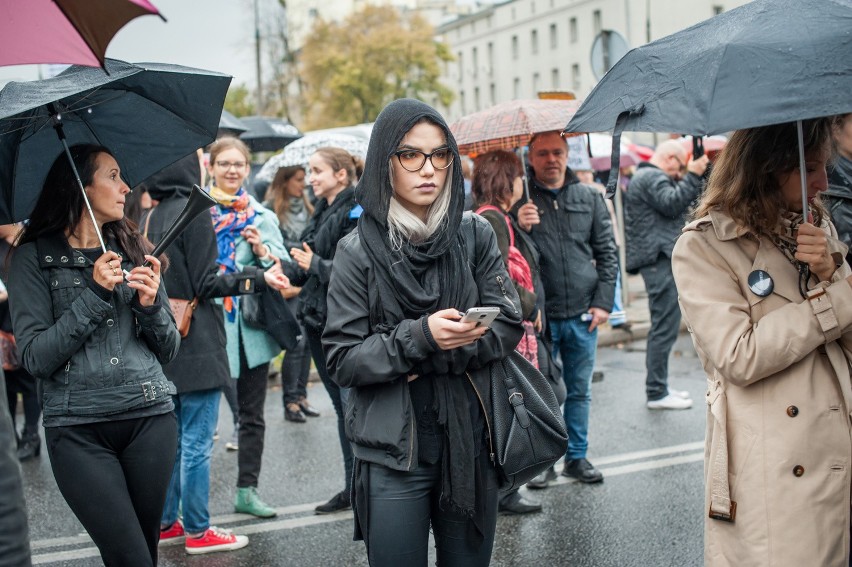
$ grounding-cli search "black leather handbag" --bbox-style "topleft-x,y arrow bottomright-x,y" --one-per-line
472,350 -> 569,490
241,287 -> 301,350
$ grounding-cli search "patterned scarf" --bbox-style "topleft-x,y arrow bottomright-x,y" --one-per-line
771,211 -> 804,268
210,185 -> 256,321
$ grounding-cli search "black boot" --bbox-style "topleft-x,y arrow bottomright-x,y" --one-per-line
16,432 -> 40,461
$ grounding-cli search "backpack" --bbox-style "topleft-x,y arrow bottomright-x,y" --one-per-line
475,206 -> 538,368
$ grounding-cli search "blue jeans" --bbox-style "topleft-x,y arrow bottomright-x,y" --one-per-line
161,389 -> 220,534
550,316 -> 598,461
639,255 -> 681,402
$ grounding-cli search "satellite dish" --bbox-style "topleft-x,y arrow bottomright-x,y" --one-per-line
590,30 -> 629,81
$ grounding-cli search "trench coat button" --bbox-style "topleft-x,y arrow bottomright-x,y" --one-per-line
44,255 -> 52,262
109,357 -> 119,365
793,465 -> 805,477
786,405 -> 799,417
106,319 -> 115,327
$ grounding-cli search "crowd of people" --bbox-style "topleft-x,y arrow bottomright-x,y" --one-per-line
1,103 -> 851,566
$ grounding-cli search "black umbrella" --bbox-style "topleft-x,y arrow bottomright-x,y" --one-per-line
238,115 -> 302,152
0,58 -> 230,251
564,0 -> 852,207
219,109 -> 248,137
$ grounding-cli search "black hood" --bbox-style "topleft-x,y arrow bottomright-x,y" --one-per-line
143,152 -> 201,201
356,98 -> 465,230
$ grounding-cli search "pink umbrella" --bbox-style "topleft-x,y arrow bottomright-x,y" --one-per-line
0,0 -> 164,68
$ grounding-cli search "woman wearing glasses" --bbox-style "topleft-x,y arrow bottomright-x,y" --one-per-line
323,99 -> 523,566
285,146 -> 361,514
207,137 -> 288,519
672,117 -> 852,566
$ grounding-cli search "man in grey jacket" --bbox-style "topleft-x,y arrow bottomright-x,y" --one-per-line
625,140 -> 708,410
520,131 -> 618,486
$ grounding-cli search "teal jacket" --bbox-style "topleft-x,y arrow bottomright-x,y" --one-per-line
215,196 -> 290,377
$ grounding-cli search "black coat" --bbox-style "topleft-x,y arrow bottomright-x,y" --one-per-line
323,214 -> 523,470
822,157 -> 852,266
624,163 -> 703,273
0,377 -> 30,566
524,168 -> 618,319
144,158 -> 270,394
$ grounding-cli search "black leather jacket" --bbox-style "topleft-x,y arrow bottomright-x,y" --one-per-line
525,168 -> 618,319
823,157 -> 852,266
8,235 -> 180,424
323,214 -> 523,471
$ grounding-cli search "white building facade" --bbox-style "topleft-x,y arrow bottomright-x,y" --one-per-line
436,0 -> 749,122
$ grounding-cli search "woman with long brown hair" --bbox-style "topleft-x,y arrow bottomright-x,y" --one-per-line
672,117 -> 852,566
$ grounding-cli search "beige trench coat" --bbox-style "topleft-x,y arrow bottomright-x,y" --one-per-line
672,210 -> 852,567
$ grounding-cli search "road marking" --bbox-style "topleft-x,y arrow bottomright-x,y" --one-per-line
30,441 -> 704,565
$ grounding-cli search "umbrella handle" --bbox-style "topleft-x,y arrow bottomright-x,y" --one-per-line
48,106 -> 108,255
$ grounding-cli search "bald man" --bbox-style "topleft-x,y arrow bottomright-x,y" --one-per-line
625,140 -> 708,410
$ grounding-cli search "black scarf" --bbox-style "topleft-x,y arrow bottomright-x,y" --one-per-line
356,98 -> 478,518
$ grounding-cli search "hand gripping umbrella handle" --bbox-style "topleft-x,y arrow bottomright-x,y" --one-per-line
143,184 -> 217,267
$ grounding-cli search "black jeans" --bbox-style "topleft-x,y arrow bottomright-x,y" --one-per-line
45,412 -> 177,567
365,458 -> 499,567
306,327 -> 353,490
639,255 -> 682,402
281,305 -> 311,406
236,347 -> 270,488
5,367 -> 40,436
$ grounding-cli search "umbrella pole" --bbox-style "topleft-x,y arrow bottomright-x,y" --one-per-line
520,145 -> 530,201
49,109 -> 107,255
797,120 -> 808,221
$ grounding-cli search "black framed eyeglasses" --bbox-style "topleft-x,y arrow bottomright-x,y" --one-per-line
394,147 -> 454,172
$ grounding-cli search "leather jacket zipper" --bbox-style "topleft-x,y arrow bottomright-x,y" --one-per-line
496,275 -> 519,315
466,372 -> 495,465
64,361 -> 71,385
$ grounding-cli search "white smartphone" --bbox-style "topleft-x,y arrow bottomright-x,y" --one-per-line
460,306 -> 501,328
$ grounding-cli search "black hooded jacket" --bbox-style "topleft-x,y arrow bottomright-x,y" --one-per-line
143,153 -> 270,394
823,156 -> 852,266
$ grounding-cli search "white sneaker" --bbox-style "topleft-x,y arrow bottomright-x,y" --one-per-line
647,393 -> 693,410
668,388 -> 691,400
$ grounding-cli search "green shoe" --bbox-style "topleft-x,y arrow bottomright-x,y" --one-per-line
234,487 -> 277,518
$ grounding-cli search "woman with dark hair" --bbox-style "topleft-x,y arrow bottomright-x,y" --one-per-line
471,149 -> 545,516
264,165 -> 319,423
672,117 -> 852,566
286,146 -> 360,512
323,99 -> 523,566
8,144 -> 180,567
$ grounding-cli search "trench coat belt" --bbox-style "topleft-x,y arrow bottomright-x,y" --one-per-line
807,285 -> 842,343
707,376 -> 736,522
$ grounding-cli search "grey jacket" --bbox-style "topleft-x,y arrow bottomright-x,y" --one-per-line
323,214 -> 523,471
525,168 -> 618,319
8,235 -> 180,424
625,163 -> 703,273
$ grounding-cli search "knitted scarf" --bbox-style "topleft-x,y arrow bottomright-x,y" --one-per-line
210,185 -> 256,321
356,99 -> 478,518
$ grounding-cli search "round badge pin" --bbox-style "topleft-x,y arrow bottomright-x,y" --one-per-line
748,270 -> 774,297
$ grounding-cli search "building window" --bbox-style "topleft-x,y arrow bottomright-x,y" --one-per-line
460,91 -> 466,115
487,42 -> 494,76
531,0 -> 535,14
308,8 -> 318,19
533,72 -> 540,94
569,17 -> 578,43
593,10 -> 602,34
571,64 -> 580,90
512,35 -> 519,59
457,51 -> 463,81
490,83 -> 496,106
513,77 -> 521,98
713,5 -> 724,14
551,68 -> 560,89
474,87 -> 481,111
511,7 -> 516,19
550,23 -> 558,49
531,29 -> 539,54
472,47 -> 478,78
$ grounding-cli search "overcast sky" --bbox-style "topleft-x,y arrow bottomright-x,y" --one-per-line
0,0 -> 259,88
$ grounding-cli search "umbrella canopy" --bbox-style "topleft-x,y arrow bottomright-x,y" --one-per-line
239,116 -> 302,152
0,0 -> 164,68
0,58 -> 230,224
219,110 -> 248,137
450,99 -> 581,155
565,0 -> 852,137
255,132 -> 369,183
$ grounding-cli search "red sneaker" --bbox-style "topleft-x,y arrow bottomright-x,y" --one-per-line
185,526 -> 249,555
159,519 -> 185,545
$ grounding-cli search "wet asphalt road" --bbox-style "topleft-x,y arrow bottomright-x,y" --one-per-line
22,333 -> 706,567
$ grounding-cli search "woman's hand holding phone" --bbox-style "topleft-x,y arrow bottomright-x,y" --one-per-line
427,308 -> 488,350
